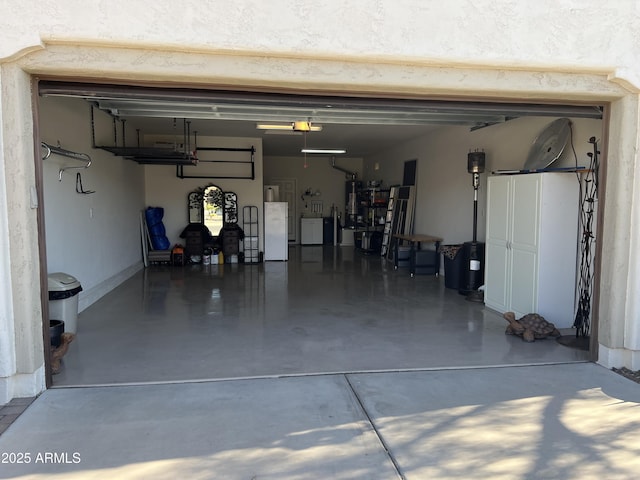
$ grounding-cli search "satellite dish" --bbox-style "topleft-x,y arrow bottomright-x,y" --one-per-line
523,118 -> 571,170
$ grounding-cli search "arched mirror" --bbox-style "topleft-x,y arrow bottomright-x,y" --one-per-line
188,184 -> 225,236
203,185 -> 225,236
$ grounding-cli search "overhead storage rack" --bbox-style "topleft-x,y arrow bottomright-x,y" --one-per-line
98,146 -> 197,166
88,105 -> 254,178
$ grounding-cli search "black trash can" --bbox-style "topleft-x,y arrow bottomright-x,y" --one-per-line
369,231 -> 383,254
440,244 -> 464,289
322,217 -> 334,245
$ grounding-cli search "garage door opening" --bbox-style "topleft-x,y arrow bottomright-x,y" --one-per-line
36,80 -> 604,386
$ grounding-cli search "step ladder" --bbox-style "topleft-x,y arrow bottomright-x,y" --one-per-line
381,186 -> 397,257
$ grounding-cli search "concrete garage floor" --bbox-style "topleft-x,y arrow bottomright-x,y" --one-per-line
54,246 -> 588,386
5,246 -> 638,479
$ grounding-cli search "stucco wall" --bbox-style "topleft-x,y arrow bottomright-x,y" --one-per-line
2,1 -> 640,90
0,68 -> 18,399
0,63 -> 45,402
597,94 -> 640,368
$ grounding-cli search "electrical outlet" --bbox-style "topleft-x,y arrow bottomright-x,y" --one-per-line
89,207 -> 94,218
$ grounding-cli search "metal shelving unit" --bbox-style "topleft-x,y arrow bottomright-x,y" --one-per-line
242,206 -> 260,263
355,186 -> 389,254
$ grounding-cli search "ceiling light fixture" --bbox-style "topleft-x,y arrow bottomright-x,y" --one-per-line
293,121 -> 311,132
256,122 -> 322,132
301,148 -> 346,154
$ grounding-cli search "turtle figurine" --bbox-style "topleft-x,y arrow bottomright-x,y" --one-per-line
503,311 -> 561,342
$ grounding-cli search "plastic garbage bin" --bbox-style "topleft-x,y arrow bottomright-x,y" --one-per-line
48,272 -> 82,334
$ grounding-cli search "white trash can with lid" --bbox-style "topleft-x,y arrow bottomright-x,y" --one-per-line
48,272 -> 83,334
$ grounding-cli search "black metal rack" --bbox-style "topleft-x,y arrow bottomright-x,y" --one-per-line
176,146 -> 255,180
242,206 -> 260,263
355,186 -> 389,254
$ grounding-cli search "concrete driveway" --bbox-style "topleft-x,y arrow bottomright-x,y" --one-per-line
1,363 -> 639,479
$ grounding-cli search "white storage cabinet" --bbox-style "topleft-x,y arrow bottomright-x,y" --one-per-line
300,217 -> 323,245
484,172 -> 579,328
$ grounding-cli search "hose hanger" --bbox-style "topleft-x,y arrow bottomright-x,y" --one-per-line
41,142 -> 95,194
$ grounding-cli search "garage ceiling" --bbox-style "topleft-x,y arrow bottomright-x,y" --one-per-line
39,81 -> 604,157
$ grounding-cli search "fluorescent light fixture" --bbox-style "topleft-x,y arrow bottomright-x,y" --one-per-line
256,123 -> 293,130
301,148 -> 346,154
263,130 -> 303,136
256,122 -> 322,132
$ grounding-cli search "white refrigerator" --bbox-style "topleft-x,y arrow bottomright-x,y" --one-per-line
264,202 -> 288,261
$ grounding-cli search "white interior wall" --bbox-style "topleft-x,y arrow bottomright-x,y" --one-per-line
264,155 -> 363,242
39,96 -> 145,312
144,135 -> 264,249
39,100 -> 265,308
364,117 -> 603,246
